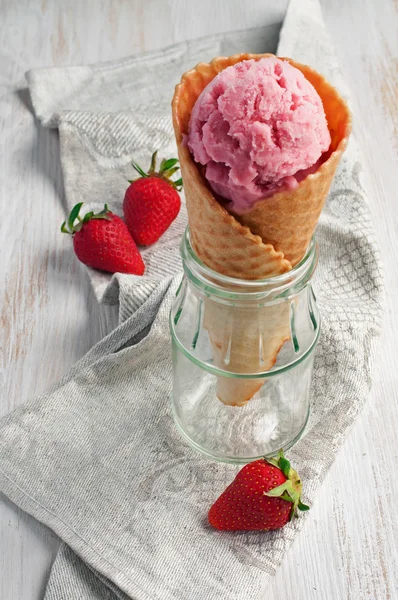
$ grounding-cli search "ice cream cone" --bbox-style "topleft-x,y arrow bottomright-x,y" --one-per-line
172,53 -> 351,405
203,297 -> 291,406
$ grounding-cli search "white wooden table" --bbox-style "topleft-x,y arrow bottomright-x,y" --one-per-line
1,0 -> 397,598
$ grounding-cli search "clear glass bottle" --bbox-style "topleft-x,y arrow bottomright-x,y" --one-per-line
170,229 -> 320,463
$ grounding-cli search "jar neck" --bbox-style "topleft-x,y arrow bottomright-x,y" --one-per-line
180,228 -> 318,301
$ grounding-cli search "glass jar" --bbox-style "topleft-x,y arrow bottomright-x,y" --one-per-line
170,229 -> 320,463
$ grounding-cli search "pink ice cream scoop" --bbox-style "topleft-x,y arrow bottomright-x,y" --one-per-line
187,57 -> 331,213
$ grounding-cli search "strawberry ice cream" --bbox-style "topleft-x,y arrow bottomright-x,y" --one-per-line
187,57 -> 331,213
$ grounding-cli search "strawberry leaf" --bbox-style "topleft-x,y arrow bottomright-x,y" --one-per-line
91,214 -> 112,221
160,158 -> 178,172
264,456 -> 280,469
96,204 -> 110,217
82,211 -> 94,223
86,205 -> 112,222
280,492 -> 294,503
132,161 -> 148,179
61,221 -> 71,234
131,153 -> 182,189
265,449 -> 285,469
263,482 -> 289,497
298,501 -> 310,511
278,456 -> 291,478
162,166 -> 180,179
149,150 -> 158,172
68,202 -> 84,231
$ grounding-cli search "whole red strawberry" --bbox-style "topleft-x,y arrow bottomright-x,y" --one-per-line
123,151 -> 182,245
61,203 -> 145,275
208,451 -> 309,531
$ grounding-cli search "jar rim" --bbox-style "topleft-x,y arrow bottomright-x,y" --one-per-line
181,227 -> 318,299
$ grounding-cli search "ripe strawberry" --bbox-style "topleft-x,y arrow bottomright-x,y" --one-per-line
123,151 -> 182,245
61,203 -> 145,275
208,451 -> 309,531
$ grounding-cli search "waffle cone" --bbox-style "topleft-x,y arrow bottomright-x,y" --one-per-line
172,53 -> 351,405
203,299 -> 291,406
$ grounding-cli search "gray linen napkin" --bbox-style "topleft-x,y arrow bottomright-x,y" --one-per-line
0,0 -> 384,599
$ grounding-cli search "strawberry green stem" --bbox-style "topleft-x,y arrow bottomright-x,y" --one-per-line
130,150 -> 183,191
61,203 -> 111,235
263,450 -> 309,521
149,150 -> 158,173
